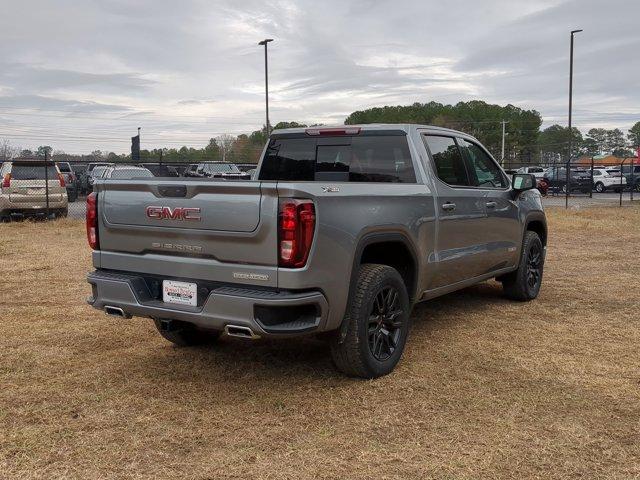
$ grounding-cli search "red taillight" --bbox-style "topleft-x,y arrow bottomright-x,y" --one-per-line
278,199 -> 315,268
1,173 -> 10,188
305,127 -> 361,136
58,172 -> 66,187
86,192 -> 99,250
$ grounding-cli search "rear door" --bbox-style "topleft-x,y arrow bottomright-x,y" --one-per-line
421,134 -> 490,288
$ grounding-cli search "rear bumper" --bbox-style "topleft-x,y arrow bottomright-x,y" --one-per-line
86,269 -> 330,338
0,201 -> 68,216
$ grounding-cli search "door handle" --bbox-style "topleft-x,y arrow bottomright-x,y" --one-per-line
442,202 -> 456,211
485,201 -> 497,209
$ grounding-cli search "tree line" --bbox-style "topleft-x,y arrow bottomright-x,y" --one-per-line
1,101 -> 639,166
346,101 -> 640,163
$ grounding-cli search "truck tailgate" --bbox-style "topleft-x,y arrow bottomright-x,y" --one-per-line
103,181 -> 261,232
94,180 -> 279,286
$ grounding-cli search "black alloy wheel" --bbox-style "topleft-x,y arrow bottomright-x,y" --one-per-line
367,286 -> 404,362
526,241 -> 542,291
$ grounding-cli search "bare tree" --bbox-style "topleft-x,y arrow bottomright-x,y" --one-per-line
0,138 -> 20,161
216,134 -> 236,162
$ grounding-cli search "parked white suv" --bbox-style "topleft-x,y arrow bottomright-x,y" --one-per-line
592,168 -> 626,193
0,159 -> 68,220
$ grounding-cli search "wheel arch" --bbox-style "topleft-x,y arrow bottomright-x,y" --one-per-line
337,230 -> 419,343
525,213 -> 547,246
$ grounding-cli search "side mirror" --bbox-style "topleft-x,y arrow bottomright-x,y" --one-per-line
512,173 -> 536,192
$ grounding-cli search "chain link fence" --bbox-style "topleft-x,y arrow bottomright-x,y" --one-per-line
503,157 -> 639,208
1,156 -> 638,222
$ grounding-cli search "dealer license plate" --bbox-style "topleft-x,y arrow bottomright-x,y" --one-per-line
162,280 -> 197,307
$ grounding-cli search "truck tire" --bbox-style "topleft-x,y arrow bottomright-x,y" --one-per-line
501,231 -> 544,301
330,264 -> 410,379
595,182 -> 605,193
153,319 -> 220,346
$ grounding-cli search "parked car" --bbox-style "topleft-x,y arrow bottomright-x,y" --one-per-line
86,124 -> 547,378
138,163 -> 180,177
0,159 -> 68,219
544,167 -> 591,193
536,176 -> 549,196
70,164 -> 88,194
516,166 -> 546,179
80,163 -> 113,194
183,163 -> 204,177
172,164 -> 189,176
87,165 -> 111,191
592,168 -> 626,193
620,164 -> 640,192
236,163 -> 260,173
103,165 -> 154,179
188,162 -> 251,180
56,162 -> 79,202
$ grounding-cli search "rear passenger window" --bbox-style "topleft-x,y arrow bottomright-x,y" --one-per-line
259,135 -> 415,183
459,139 -> 507,188
348,136 -> 415,182
260,138 -> 315,181
423,135 -> 470,186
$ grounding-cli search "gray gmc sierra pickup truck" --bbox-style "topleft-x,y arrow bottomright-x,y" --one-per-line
86,124 -> 546,378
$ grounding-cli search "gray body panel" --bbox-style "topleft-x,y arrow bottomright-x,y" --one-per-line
88,124 -> 545,337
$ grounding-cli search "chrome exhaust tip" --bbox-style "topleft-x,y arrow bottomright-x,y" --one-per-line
104,305 -> 132,319
224,324 -> 260,339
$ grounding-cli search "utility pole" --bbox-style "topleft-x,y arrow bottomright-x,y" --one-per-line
258,39 -> 273,134
500,120 -> 507,165
567,29 -> 583,209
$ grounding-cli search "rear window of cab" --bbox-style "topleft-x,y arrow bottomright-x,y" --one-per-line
259,134 -> 416,183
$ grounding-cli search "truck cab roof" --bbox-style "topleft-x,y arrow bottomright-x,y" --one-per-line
271,124 -> 477,139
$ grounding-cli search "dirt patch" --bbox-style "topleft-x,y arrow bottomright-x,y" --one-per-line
0,208 -> 639,479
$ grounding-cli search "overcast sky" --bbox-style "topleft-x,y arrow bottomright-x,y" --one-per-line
0,0 -> 638,154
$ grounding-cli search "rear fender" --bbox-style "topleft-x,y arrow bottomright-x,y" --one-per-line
337,230 -> 419,343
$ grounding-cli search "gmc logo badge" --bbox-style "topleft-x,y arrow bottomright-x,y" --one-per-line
146,206 -> 201,221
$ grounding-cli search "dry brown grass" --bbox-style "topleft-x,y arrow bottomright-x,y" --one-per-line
0,208 -> 639,479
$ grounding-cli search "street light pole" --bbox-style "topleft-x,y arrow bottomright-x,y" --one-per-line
258,39 -> 274,134
566,29 -> 583,209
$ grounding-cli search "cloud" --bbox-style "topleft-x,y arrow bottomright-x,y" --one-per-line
0,63 -> 154,94
0,0 -> 637,153
176,99 -> 217,106
0,94 -> 131,113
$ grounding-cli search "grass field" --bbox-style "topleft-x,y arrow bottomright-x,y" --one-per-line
1,207 -> 639,479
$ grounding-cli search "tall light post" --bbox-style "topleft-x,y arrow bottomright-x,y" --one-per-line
258,38 -> 273,134
566,29 -> 582,208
